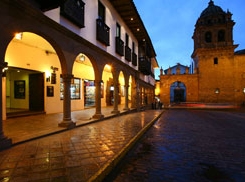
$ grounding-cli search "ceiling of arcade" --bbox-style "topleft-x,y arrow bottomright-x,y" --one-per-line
6,32 -> 126,83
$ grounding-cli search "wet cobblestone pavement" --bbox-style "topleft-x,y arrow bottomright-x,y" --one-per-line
0,110 -> 162,182
107,110 -> 245,182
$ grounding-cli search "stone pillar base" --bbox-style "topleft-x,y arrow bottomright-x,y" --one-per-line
111,110 -> 120,114
92,114 -> 104,120
123,108 -> 130,111
0,137 -> 12,151
58,121 -> 76,129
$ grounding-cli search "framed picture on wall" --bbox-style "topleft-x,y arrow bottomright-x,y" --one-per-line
14,80 -> 25,99
47,86 -> 54,97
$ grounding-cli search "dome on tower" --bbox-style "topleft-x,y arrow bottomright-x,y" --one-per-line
200,0 -> 225,18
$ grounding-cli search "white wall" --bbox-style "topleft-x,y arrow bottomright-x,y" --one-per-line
44,0 -> 139,70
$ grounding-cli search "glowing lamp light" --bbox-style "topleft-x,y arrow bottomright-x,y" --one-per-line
15,32 -> 23,40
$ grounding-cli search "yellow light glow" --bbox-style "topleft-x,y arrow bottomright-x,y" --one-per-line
46,71 -> 51,78
155,87 -> 160,96
15,32 -> 23,40
105,64 -> 111,71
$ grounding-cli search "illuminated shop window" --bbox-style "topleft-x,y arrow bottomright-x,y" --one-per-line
84,80 -> 96,107
60,77 -> 81,100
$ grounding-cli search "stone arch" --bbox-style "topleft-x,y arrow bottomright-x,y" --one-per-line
170,81 -> 186,103
118,68 -> 134,109
118,71 -> 125,105
4,32 -> 64,116
159,74 -> 199,106
71,53 -> 96,109
102,64 -> 113,107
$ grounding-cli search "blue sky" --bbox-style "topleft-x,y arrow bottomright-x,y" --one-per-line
133,0 -> 245,78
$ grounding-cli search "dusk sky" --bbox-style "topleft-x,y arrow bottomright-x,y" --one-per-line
133,0 -> 245,78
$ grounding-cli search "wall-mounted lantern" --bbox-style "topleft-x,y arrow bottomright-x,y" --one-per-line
79,54 -> 85,61
1,62 -> 8,77
215,88 -> 220,94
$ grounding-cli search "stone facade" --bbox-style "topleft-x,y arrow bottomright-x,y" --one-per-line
159,0 -> 245,106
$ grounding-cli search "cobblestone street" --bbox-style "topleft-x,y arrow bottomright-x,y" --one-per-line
0,110 -> 163,182
107,109 -> 245,182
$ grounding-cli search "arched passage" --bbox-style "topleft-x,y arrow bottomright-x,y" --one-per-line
4,32 -> 61,117
72,53 -> 95,109
118,71 -> 125,106
102,64 -> 113,107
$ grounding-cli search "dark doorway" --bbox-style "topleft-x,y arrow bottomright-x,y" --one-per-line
170,81 -> 186,103
174,88 -> 185,103
29,73 -> 44,111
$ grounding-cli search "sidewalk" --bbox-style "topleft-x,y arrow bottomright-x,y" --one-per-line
0,106 -> 164,182
3,105 -> 135,144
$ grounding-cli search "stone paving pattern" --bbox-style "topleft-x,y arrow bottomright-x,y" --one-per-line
109,110 -> 245,182
0,110 -> 162,182
3,106 -> 133,144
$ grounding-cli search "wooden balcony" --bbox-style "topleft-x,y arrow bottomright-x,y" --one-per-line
132,52 -> 137,66
96,19 -> 110,46
139,56 -> 151,75
37,0 -> 65,11
60,0 -> 85,28
125,46 -> 132,62
115,37 -> 124,56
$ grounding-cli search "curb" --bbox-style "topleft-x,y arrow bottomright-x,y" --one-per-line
88,110 -> 165,182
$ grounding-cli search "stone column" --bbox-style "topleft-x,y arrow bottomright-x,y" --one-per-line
0,61 -> 12,150
136,82 -> 141,111
59,74 -> 76,128
93,80 -> 104,119
111,77 -> 120,114
123,83 -> 129,111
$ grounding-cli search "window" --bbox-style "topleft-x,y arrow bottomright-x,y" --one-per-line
115,23 -> 124,56
125,33 -> 131,61
218,30 -> 225,42
116,23 -> 121,38
60,0 -> 85,28
205,31 -> 212,43
125,34 -> 129,46
132,42 -> 135,53
96,1 -> 110,46
84,80 -> 95,107
60,77 -> 81,100
214,57 -> 218,65
98,1 -> 105,22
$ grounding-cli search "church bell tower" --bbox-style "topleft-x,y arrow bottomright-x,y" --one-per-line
191,0 -> 238,103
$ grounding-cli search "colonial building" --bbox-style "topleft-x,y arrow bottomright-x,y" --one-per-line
159,0 -> 245,106
0,0 -> 158,149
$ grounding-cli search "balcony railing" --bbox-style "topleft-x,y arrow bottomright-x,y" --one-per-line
37,0 -> 64,11
132,52 -> 137,66
96,19 -> 110,46
139,56 -> 151,75
60,0 -> 85,28
115,37 -> 124,56
125,46 -> 132,62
